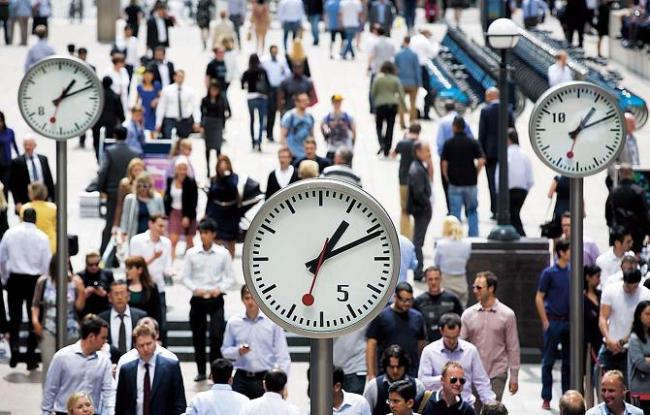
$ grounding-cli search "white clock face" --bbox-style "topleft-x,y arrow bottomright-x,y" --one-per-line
242,179 -> 400,338
529,82 -> 626,177
18,56 -> 104,140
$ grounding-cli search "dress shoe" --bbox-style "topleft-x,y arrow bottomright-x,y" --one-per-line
9,354 -> 17,368
27,361 -> 39,371
541,400 -> 551,410
194,374 -> 207,382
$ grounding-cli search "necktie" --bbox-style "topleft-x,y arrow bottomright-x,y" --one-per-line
143,362 -> 152,415
30,156 -> 39,182
177,85 -> 183,121
118,314 -> 127,355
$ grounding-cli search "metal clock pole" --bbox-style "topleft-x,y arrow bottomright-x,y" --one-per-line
569,177 -> 584,392
55,140 -> 69,349
310,338 -> 333,415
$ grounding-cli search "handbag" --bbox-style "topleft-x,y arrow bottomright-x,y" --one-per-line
540,196 -> 562,238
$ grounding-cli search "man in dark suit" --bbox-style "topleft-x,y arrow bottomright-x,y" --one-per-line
369,0 -> 395,36
97,125 -> 138,254
116,324 -> 187,415
99,280 -> 147,363
148,46 -> 175,88
9,135 -> 55,213
407,141 -> 432,281
478,87 -> 514,220
146,2 -> 174,52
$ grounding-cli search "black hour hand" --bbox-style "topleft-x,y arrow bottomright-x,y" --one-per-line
305,230 -> 382,272
305,221 -> 349,273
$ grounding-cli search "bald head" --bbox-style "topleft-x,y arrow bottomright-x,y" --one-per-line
485,87 -> 499,102
559,390 -> 585,415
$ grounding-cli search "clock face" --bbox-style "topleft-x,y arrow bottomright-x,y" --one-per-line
18,56 -> 104,140
242,179 -> 400,338
529,82 -> 626,178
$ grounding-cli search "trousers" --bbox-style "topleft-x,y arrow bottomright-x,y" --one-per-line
411,208 -> 432,280
541,320 -> 570,401
375,104 -> 398,156
189,296 -> 225,375
7,273 -> 39,364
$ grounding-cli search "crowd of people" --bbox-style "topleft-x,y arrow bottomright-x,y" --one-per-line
1,0 -> 650,414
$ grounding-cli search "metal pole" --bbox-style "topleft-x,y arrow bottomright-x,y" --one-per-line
570,177 -> 584,392
55,140 -> 68,349
310,338 -> 333,415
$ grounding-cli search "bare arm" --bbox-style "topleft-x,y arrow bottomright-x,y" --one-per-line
547,179 -> 557,199
441,160 -> 449,182
366,338 -> 378,379
476,157 -> 485,176
599,303 -> 623,353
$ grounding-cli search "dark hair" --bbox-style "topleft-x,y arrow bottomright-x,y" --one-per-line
611,227 -> 631,244
476,271 -> 498,293
79,314 -> 108,339
623,269 -> 642,284
211,358 -> 234,384
198,217 -> 218,233
240,284 -> 251,298
78,47 -> 88,55
554,238 -> 570,257
333,366 -> 345,386
264,369 -> 288,392
109,279 -> 128,291
124,256 -> 156,300
408,123 -> 421,134
507,128 -> 518,145
452,115 -> 465,132
0,111 -> 5,131
380,61 -> 396,75
67,43 -> 76,53
102,76 -> 113,89
335,147 -> 353,166
148,213 -> 167,223
439,312 -> 462,329
395,281 -> 413,296
248,53 -> 261,70
444,100 -> 456,112
376,26 -> 386,36
22,207 -> 37,224
403,35 -> 411,44
388,379 -> 416,402
583,264 -> 601,290
480,402 -> 509,415
424,266 -> 441,278
113,125 -> 127,141
381,344 -> 410,372
632,300 -> 650,344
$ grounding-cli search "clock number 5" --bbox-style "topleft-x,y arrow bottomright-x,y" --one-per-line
337,284 -> 349,302
552,112 -> 566,123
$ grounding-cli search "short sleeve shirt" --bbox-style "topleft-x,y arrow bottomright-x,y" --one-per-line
281,110 -> 315,159
601,282 -> 650,340
413,291 -> 464,343
206,59 -> 228,88
441,134 -> 484,186
538,263 -> 570,318
366,307 -> 426,377
339,0 -> 362,27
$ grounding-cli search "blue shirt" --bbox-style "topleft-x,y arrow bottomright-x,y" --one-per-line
585,402 -> 644,415
281,110 -> 315,159
366,307 -> 426,377
24,40 -> 56,72
221,312 -> 292,374
435,111 -> 474,156
395,46 -> 422,87
398,235 -> 417,283
522,0 -> 548,18
185,384 -> 250,415
325,0 -> 341,29
538,262 -> 570,318
0,128 -> 19,165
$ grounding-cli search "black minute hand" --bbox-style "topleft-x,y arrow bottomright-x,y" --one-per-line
54,85 -> 94,103
305,221 -> 349,273
581,113 -> 616,130
305,230 -> 382,270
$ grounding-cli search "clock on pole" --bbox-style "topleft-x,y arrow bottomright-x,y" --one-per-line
528,81 -> 626,392
18,56 -> 104,349
242,178 -> 400,414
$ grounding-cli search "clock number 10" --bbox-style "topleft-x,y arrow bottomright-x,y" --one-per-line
337,284 -> 349,302
552,112 -> 566,123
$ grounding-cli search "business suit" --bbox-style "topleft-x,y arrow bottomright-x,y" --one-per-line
407,159 -> 431,281
146,16 -> 173,51
9,153 -> 55,206
368,0 -> 395,35
148,60 -> 175,87
116,354 -> 187,415
478,100 -> 514,217
97,141 -> 139,253
99,306 -> 147,363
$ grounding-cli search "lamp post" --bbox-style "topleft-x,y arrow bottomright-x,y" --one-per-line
486,18 -> 521,242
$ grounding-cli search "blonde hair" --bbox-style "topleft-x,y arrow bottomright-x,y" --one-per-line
28,182 -> 48,201
126,158 -> 146,181
298,160 -> 319,179
67,392 -> 94,414
169,138 -> 192,157
132,172 -> 155,197
289,39 -> 306,62
441,215 -> 463,240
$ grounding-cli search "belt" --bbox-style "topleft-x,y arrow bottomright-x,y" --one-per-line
236,369 -> 267,379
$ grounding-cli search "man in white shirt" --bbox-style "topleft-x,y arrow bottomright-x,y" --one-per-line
277,0 -> 304,50
339,0 -> 362,59
409,28 -> 438,120
547,50 -> 573,87
183,218 -> 235,381
240,369 -> 299,415
262,45 -> 291,141
0,208 -> 50,369
332,366 -> 372,414
105,53 -> 131,116
596,229 -> 634,287
155,69 -> 200,139
185,358 -> 250,414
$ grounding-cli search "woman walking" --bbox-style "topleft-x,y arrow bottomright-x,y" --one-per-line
136,68 -> 162,132
205,155 -> 241,257
434,215 -> 472,306
251,0 -> 271,53
241,53 -> 270,151
201,80 -> 230,176
164,156 -> 198,260
120,172 -> 165,243
371,61 -> 405,157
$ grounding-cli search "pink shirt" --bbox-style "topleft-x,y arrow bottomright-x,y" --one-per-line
460,300 -> 520,382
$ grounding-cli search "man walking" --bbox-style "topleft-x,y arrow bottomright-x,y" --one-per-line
185,358 -> 250,414
407,141 -> 432,281
392,123 -> 423,238
420,362 -> 477,415
9,134 -> 55,211
261,45 -> 290,142
395,36 -> 421,129
280,92 -> 315,159
156,70 -> 200,139
277,0 -> 304,50
441,116 -> 485,237
414,266 -> 464,343
240,369 -> 299,415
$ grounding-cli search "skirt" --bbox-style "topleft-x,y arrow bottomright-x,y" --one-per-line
203,116 -> 224,151
168,208 -> 197,236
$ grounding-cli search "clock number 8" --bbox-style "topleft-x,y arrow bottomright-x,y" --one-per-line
337,284 -> 349,302
552,112 -> 566,123
38,106 -> 45,116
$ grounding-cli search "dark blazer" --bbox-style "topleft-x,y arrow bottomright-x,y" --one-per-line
407,159 -> 431,215
99,306 -> 147,363
148,60 -> 175,86
9,153 -> 55,205
116,354 -> 187,415
265,168 -> 300,200
146,16 -> 174,50
478,101 -> 514,161
97,142 -> 139,195
163,176 -> 198,219
369,1 -> 395,33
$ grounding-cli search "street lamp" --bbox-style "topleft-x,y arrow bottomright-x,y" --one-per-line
486,18 -> 521,242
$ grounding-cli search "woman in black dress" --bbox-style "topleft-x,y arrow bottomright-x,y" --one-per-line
201,80 -> 230,177
584,264 -> 602,376
205,154 -> 240,258
547,175 -> 570,223
596,0 -> 614,57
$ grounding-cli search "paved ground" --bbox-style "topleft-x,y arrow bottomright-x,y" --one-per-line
1,3 -> 649,413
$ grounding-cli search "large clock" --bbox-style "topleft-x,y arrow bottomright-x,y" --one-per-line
529,81 -> 626,178
18,56 -> 104,140
242,179 -> 400,338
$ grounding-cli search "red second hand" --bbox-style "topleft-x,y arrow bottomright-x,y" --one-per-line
302,238 -> 330,306
567,139 -> 577,159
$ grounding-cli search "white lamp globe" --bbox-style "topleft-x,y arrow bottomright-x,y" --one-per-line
487,18 -> 521,49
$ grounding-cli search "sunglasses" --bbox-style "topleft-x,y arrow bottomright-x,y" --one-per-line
472,285 -> 485,290
86,262 -> 100,267
449,377 -> 466,385
136,183 -> 151,189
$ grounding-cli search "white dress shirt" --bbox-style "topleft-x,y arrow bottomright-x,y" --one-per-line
110,306 -> 134,351
239,392 -> 299,415
185,384 -> 249,414
495,144 -> 534,191
334,391 -> 372,415
106,66 -> 131,114
261,55 -> 290,87
410,33 -> 438,65
0,222 -> 51,284
129,231 -> 173,293
115,344 -> 177,375
277,0 -> 305,22
155,15 -> 167,43
182,243 -> 235,293
26,153 -> 44,183
155,83 -> 200,128
136,357 -> 156,415
274,166 -> 295,188
547,63 -> 573,87
157,60 -> 171,87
